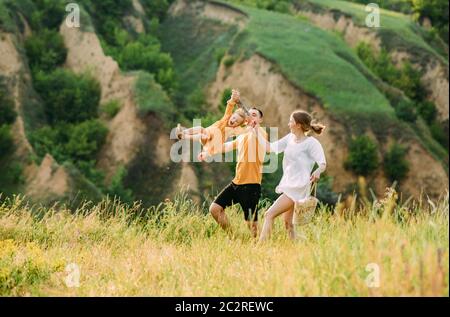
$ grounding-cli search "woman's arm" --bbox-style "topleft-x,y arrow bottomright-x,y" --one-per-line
309,139 -> 327,183
310,163 -> 327,183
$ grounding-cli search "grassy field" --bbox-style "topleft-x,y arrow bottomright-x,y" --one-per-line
0,190 -> 448,296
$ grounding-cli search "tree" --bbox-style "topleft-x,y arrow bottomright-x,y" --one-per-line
34,69 -> 101,125
411,0 -> 449,43
64,120 -> 108,161
25,29 -> 67,73
345,135 -> 379,176
384,143 -> 410,183
25,30 -> 67,72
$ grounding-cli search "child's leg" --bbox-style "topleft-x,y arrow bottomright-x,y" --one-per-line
183,133 -> 206,142
183,126 -> 206,136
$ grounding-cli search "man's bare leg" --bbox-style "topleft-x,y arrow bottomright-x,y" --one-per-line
210,203 -> 231,233
246,221 -> 258,238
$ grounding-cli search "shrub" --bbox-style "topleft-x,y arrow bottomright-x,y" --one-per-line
384,143 -> 410,183
117,34 -> 175,91
220,88 -> 232,113
33,69 -> 101,125
107,166 -> 134,204
394,100 -> 417,122
430,122 -> 449,149
140,0 -> 171,21
316,175 -> 339,206
416,101 -> 437,124
345,135 -> 379,176
0,125 -> 14,156
102,100 -> 122,119
64,120 -> 108,162
30,0 -> 65,30
133,72 -> 175,123
223,56 -> 236,68
28,125 -> 67,162
0,80 -> 16,126
29,120 -> 107,165
25,29 -> 67,73
78,0 -> 133,44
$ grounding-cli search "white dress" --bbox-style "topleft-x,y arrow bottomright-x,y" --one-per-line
271,134 -> 326,203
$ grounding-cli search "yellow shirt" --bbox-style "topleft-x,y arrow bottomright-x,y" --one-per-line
203,100 -> 247,155
229,127 -> 268,185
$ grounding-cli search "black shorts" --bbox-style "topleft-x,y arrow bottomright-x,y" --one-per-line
213,182 -> 262,221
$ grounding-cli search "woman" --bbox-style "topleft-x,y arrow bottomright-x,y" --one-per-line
253,110 -> 327,241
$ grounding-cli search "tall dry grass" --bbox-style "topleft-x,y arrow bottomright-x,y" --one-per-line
0,190 -> 448,296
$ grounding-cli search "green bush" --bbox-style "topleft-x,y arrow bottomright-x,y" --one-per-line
28,125 -> 66,162
64,120 -> 108,161
316,175 -> 339,206
30,120 -> 107,163
416,101 -> 437,124
30,0 -> 65,30
78,0 -> 133,44
116,34 -> 176,91
345,135 -> 379,176
384,143 -> 410,183
391,62 -> 426,101
25,29 -> 67,73
219,88 -> 233,113
411,0 -> 449,44
223,56 -> 236,68
33,69 -> 101,125
140,0 -> 172,20
107,166 -> 134,204
429,122 -> 448,149
0,125 -> 14,156
133,72 -> 176,123
0,80 -> 17,126
356,43 -> 425,102
394,100 -> 417,123
102,100 -> 122,119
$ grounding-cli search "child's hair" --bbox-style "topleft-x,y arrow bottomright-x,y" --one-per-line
292,110 -> 326,135
234,108 -> 247,121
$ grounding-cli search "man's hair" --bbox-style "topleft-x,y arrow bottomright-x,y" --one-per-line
250,107 -> 264,118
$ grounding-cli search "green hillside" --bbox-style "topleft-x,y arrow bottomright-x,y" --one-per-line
300,0 -> 448,63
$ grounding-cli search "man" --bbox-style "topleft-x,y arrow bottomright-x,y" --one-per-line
209,107 -> 267,238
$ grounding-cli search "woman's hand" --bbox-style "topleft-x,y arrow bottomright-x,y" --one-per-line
310,170 -> 321,183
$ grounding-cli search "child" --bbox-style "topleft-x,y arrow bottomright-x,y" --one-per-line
176,89 -> 250,161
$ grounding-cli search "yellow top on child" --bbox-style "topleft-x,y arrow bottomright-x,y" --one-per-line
177,89 -> 249,161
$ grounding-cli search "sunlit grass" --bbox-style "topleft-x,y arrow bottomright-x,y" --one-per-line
0,190 -> 448,296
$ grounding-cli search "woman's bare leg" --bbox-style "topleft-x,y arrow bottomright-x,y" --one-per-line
283,206 -> 296,240
259,194 -> 294,242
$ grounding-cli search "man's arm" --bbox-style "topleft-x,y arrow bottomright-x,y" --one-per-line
215,139 -> 238,155
251,127 -> 271,153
